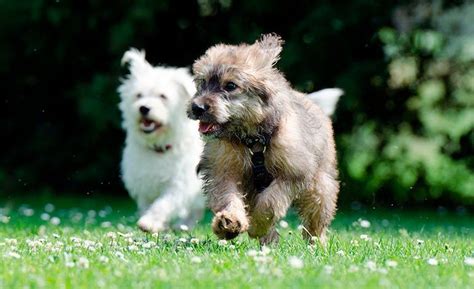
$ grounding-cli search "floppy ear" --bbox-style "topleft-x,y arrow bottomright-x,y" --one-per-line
173,67 -> 197,98
253,33 -> 284,68
121,48 -> 152,75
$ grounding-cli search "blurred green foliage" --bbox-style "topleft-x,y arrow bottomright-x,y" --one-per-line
0,0 -> 471,206
342,1 -> 474,205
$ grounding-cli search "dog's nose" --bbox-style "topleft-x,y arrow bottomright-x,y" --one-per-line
139,106 -> 150,116
191,102 -> 209,118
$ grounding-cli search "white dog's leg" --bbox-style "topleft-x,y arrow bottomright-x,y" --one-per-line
137,191 -> 183,233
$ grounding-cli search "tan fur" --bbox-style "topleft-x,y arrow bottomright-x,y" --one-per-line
188,34 -> 339,245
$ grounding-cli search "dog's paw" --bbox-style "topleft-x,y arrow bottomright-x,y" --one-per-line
212,211 -> 248,240
137,215 -> 166,233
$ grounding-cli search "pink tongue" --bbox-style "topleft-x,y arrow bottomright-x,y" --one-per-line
199,122 -> 213,133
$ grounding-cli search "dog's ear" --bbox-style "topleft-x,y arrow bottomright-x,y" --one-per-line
121,48 -> 152,74
252,33 -> 284,69
173,68 -> 197,98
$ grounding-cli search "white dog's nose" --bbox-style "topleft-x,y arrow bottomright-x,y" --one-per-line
139,106 -> 150,116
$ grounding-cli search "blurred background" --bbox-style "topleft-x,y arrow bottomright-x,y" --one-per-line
0,0 -> 472,208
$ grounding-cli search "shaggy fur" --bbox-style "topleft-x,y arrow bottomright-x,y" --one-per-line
119,48 -> 204,232
187,34 -> 339,245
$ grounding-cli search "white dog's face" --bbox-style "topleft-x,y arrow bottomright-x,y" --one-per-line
118,49 -> 195,146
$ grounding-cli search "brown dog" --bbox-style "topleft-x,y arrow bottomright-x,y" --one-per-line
187,34 -> 339,245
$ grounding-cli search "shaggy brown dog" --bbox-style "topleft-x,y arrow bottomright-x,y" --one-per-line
187,34 -> 339,245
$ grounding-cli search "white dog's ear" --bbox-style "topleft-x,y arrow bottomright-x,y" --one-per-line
173,67 -> 196,98
307,88 -> 343,116
253,33 -> 284,69
121,48 -> 152,74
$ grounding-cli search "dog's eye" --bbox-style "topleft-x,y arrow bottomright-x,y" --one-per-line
159,94 -> 167,100
136,93 -> 142,99
224,82 -> 237,92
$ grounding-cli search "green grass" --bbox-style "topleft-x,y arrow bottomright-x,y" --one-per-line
0,197 -> 473,289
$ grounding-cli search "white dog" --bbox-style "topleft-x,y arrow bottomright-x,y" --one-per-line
118,48 -> 204,232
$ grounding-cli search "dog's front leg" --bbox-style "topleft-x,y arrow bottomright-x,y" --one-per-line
137,189 -> 185,233
208,182 -> 249,240
248,179 -> 293,245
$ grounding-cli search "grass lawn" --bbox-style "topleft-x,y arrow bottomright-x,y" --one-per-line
0,197 -> 473,289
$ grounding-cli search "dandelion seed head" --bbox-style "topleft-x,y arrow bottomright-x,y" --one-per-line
427,258 -> 438,266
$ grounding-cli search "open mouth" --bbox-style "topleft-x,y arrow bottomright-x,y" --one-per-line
198,121 -> 222,135
139,118 -> 162,134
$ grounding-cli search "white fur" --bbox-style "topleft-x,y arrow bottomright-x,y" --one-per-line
307,88 -> 343,116
118,48 -> 204,232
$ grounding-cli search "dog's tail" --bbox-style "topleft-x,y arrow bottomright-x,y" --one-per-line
121,48 -> 152,74
307,88 -> 343,116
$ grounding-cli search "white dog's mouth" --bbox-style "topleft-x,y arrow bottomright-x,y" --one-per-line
139,118 -> 163,134
198,121 -> 222,135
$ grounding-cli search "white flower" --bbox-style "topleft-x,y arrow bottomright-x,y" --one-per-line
106,232 -> 117,239
99,256 -> 109,263
5,251 -> 20,259
128,245 -> 138,251
5,238 -> 18,246
427,258 -> 438,266
324,265 -> 333,274
190,256 -> 202,264
247,249 -> 258,257
416,239 -> 424,245
40,213 -> 50,221
22,208 -> 35,217
44,203 -> 55,213
65,261 -> 75,268
365,261 -> 377,271
385,260 -> 398,267
179,224 -> 189,231
464,257 -> 474,266
50,217 -> 61,226
279,220 -> 289,229
115,251 -> 124,258
101,222 -> 112,228
0,215 -> 10,224
360,234 -> 371,241
142,241 -> 156,249
261,246 -> 271,255
217,239 -> 227,246
190,238 -> 200,244
359,220 -> 371,228
288,256 -> 304,269
52,233 -> 60,239
336,250 -> 345,256
77,257 -> 89,269
178,238 -> 187,243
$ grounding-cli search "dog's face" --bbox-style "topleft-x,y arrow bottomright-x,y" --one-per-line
187,34 -> 284,139
119,49 -> 195,145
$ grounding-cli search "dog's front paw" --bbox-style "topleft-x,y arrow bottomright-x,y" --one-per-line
137,215 -> 166,233
212,211 -> 248,240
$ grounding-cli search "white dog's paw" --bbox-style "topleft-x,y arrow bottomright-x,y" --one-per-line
137,215 -> 166,233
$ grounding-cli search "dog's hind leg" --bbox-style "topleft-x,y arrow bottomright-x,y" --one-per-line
294,172 -> 338,245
